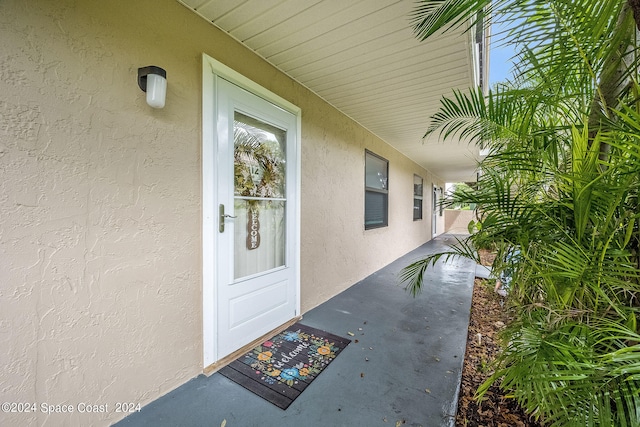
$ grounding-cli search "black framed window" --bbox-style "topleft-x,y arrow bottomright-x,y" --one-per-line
413,175 -> 423,220
364,150 -> 388,229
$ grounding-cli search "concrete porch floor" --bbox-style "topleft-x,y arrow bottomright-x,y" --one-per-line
114,234 -> 475,427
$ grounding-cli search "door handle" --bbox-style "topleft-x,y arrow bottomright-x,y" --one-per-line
219,204 -> 236,232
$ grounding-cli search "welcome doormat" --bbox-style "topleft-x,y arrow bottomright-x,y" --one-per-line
218,323 -> 351,409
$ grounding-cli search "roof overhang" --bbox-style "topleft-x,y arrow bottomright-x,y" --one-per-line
179,0 -> 487,182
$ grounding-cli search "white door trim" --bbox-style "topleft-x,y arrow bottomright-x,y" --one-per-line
201,53 -> 301,368
432,185 -> 438,238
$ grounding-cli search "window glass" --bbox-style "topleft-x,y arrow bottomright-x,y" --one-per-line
365,154 -> 388,190
233,112 -> 286,279
413,175 -> 423,220
365,151 -> 389,229
365,191 -> 387,227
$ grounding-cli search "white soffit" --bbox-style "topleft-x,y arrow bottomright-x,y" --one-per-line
180,0 -> 480,182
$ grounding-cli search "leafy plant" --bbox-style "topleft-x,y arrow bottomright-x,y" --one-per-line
402,1 -> 640,425
234,120 -> 285,200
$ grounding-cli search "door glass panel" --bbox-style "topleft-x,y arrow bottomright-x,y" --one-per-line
233,112 -> 286,279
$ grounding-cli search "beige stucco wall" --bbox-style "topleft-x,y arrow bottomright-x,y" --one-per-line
444,209 -> 475,233
0,0 -> 444,425
300,123 -> 442,311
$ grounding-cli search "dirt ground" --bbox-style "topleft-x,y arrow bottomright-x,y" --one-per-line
455,250 -> 543,426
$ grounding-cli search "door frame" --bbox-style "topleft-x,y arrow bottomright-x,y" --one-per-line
432,185 -> 444,237
201,53 -> 302,368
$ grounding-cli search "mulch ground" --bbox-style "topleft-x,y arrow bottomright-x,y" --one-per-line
455,250 -> 543,427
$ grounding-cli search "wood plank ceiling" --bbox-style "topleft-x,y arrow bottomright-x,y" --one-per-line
179,0 -> 484,182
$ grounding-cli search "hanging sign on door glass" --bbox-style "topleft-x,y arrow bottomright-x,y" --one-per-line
246,207 -> 260,250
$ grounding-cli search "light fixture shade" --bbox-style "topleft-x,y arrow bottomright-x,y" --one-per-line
137,66 -> 167,109
146,73 -> 166,109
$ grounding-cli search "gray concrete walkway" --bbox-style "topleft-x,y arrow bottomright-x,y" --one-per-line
114,234 -> 475,427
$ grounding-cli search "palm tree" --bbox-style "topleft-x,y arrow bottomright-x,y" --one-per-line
402,1 -> 640,425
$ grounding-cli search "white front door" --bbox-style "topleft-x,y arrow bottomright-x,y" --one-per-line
202,57 -> 300,365
432,185 -> 438,237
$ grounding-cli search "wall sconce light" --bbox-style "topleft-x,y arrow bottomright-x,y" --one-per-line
137,66 -> 167,109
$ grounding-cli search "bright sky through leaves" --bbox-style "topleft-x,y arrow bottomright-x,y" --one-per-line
489,20 -> 517,85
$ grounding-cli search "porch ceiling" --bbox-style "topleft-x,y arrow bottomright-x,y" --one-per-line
179,0 -> 482,183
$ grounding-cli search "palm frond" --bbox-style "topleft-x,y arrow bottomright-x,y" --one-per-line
409,1 -> 640,424
399,236 -> 478,296
411,0 -> 495,41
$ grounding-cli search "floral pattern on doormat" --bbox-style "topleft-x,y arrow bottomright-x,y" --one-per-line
218,323 -> 350,409
246,327 -> 343,387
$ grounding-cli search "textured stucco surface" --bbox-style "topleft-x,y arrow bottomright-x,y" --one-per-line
445,209 -> 475,233
0,1 -> 444,425
299,118 -> 443,311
